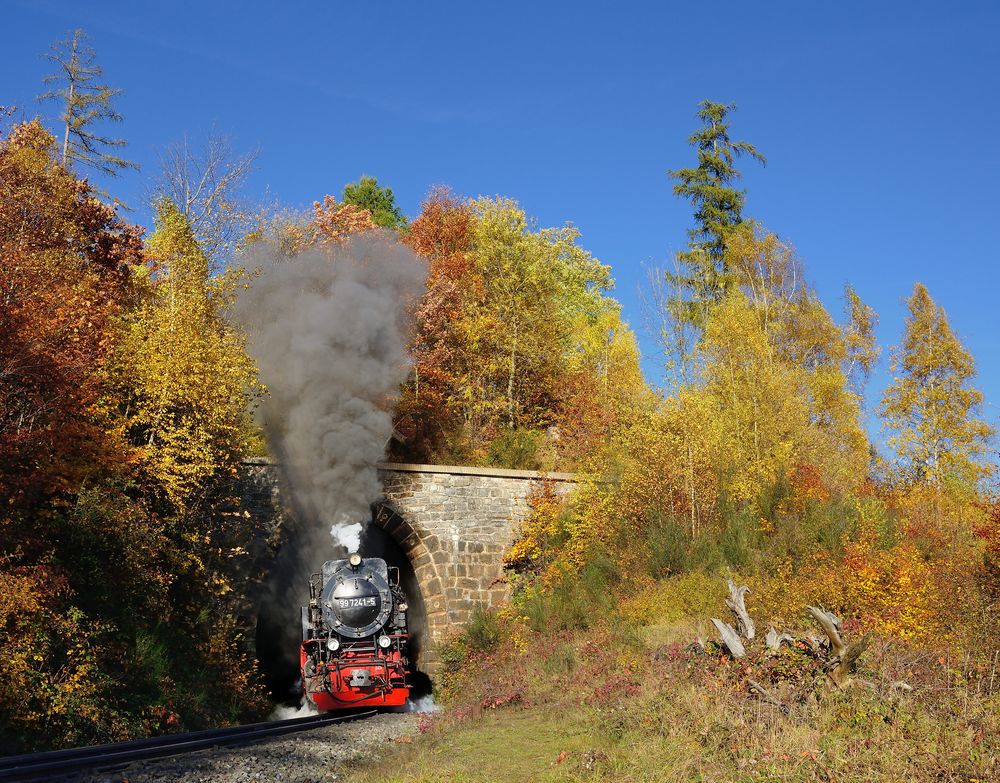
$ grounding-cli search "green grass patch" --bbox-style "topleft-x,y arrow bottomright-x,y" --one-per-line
355,708 -> 595,783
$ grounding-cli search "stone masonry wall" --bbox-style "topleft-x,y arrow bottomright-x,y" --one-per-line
376,463 -> 576,672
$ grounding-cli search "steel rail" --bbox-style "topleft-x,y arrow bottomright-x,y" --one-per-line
0,709 -> 377,781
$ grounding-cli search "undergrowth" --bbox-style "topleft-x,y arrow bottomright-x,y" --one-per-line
351,577 -> 999,783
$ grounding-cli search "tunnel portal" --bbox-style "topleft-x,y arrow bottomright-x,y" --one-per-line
245,460 -> 577,680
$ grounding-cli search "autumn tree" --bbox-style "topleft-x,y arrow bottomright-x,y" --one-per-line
644,225 -> 871,531
843,284 -> 880,395
341,175 -> 408,230
696,288 -> 868,504
394,188 -> 478,460
116,199 -> 262,512
312,194 -> 377,243
154,132 -> 260,261
0,120 -> 142,508
467,197 -> 612,435
38,29 -> 137,176
668,100 -> 765,324
880,283 -> 993,485
0,121 -> 183,751
393,191 -> 643,469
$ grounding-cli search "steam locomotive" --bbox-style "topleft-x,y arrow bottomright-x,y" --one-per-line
300,553 -> 410,710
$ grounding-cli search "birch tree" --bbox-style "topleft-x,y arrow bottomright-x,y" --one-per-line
154,133 -> 260,261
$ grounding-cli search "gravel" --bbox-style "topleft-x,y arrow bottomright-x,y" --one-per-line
73,712 -> 419,783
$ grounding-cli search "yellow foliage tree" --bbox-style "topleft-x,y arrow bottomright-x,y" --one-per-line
116,199 -> 262,512
541,229 -> 872,577
696,285 -> 869,504
453,196 -> 642,466
880,282 -> 993,486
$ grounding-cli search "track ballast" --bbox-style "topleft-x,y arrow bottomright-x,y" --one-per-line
0,710 -> 377,781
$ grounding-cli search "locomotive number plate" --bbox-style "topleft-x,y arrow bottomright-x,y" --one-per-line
338,597 -> 377,608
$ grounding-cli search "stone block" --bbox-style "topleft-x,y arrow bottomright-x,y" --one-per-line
431,550 -> 449,565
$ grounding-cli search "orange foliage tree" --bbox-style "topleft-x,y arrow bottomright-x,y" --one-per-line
312,194 -> 377,243
0,120 -> 142,509
394,187 -> 479,461
0,121 -> 267,750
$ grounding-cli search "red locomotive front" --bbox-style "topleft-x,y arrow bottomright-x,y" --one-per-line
300,553 -> 410,710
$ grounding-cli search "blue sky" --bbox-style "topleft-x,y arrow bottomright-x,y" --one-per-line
3,1 -> 999,442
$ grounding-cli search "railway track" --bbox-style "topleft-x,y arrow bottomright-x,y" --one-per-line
0,709 -> 377,781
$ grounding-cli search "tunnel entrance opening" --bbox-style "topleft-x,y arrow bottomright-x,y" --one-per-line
255,514 -> 333,707
254,508 -> 432,707
256,600 -> 301,706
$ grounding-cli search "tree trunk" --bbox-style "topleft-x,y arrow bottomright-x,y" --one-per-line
62,31 -> 80,166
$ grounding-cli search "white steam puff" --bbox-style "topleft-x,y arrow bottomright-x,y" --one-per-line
270,700 -> 318,720
237,232 -> 426,554
406,695 -> 441,713
335,520 -> 363,552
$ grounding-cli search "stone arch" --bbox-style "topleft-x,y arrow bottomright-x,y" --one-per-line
371,501 -> 447,672
375,463 -> 579,674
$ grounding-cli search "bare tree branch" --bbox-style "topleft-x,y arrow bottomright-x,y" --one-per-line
154,132 -> 261,260
748,679 -> 790,714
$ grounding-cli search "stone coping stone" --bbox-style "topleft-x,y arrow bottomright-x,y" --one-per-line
242,457 -> 577,483
378,462 -> 577,482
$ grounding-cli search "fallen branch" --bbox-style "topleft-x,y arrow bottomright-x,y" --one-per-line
711,618 -> 746,658
807,606 -> 870,688
726,579 -> 756,639
748,679 -> 790,714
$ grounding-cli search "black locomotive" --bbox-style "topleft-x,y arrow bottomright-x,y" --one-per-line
299,553 -> 410,709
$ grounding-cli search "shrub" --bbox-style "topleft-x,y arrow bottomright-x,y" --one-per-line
521,548 -> 618,632
715,497 -> 762,569
486,428 -> 546,470
464,607 -> 503,653
644,517 -> 692,578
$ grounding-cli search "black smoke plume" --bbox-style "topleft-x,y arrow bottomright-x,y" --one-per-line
236,231 -> 425,691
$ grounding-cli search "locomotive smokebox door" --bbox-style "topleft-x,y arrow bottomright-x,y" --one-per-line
318,555 -> 393,638
332,578 -> 381,628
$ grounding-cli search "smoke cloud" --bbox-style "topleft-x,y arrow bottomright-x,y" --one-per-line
237,232 -> 426,560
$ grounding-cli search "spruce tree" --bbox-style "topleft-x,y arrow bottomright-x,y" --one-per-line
879,283 -> 993,485
38,29 -> 137,176
341,175 -> 408,230
668,101 -> 765,323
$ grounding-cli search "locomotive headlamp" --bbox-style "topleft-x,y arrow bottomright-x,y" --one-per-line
377,635 -> 392,649
327,637 -> 340,652
349,553 -> 362,568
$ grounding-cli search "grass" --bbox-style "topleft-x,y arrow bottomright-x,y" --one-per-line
350,709 -> 596,783
346,652 -> 1000,783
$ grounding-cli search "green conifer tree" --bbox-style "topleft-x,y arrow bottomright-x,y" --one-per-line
341,175 -> 408,230
668,101 -> 765,324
